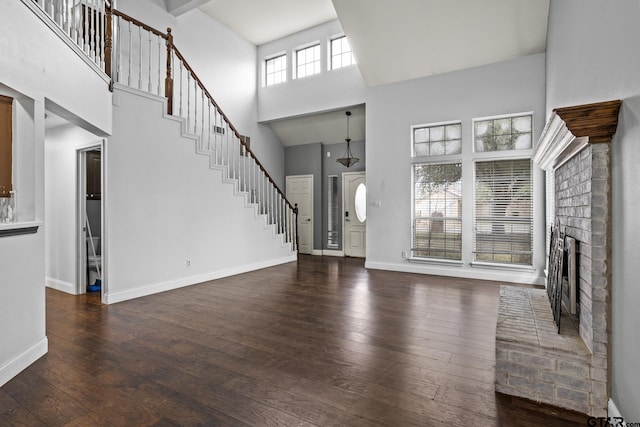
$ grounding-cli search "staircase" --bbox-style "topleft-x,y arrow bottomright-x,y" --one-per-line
32,0 -> 298,255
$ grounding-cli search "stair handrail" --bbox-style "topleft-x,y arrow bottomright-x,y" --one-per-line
110,9 -> 293,213
109,7 -> 298,250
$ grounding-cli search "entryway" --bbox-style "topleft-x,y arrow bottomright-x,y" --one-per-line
343,171 -> 366,258
77,145 -> 105,299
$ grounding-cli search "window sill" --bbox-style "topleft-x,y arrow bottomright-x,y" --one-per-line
471,261 -> 536,273
408,257 -> 463,267
0,221 -> 42,237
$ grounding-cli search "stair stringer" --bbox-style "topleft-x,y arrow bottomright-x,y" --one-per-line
106,85 -> 296,304
116,85 -> 293,251
151,90 -> 292,249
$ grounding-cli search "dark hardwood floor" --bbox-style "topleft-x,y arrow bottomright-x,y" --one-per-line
0,255 -> 588,426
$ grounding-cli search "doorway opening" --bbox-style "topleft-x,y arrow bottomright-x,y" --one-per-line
286,174 -> 313,255
343,171 -> 366,258
77,144 -> 105,300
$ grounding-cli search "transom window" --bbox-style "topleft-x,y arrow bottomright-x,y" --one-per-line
412,162 -> 462,260
265,54 -> 287,86
296,44 -> 321,79
412,122 -> 462,157
474,114 -> 532,152
330,36 -> 356,70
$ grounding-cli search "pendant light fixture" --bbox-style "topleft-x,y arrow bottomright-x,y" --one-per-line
336,110 -> 359,167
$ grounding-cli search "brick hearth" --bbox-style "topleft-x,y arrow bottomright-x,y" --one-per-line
495,100 -> 621,417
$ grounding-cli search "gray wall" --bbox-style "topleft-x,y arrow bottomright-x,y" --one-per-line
365,53 -> 547,284
285,140 -> 366,252
546,0 -> 640,419
285,143 -> 323,251
322,140 -> 365,250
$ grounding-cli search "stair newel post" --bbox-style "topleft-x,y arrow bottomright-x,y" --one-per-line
294,203 -> 299,253
165,27 -> 174,115
105,2 -> 113,88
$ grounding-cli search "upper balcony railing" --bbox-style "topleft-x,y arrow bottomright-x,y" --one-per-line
31,0 -> 111,74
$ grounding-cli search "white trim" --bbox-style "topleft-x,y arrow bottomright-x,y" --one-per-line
608,398 -> 623,419
0,338 -> 48,388
365,260 -> 545,286
45,277 -> 77,294
408,257 -> 463,267
104,255 -> 297,304
322,249 -> 344,257
21,0 -> 110,86
311,249 -> 323,256
533,111 -> 589,171
0,221 -> 43,232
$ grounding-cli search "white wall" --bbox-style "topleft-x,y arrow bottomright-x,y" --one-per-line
257,20 -> 367,123
117,0 -> 286,187
546,0 -> 640,420
105,87 -> 294,303
44,124 -> 102,294
365,54 -> 547,284
1,1 -> 112,136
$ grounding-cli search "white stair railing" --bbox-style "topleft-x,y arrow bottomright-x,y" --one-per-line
31,0 -> 110,72
110,9 -> 298,251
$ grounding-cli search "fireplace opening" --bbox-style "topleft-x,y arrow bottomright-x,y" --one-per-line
562,236 -> 579,316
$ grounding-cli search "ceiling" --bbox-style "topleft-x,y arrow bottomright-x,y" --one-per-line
198,0 -> 337,46
269,105 -> 365,147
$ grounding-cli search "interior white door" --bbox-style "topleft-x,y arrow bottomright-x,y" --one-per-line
343,172 -> 366,258
286,175 -> 313,254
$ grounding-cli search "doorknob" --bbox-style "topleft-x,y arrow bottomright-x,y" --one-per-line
306,218 -> 311,222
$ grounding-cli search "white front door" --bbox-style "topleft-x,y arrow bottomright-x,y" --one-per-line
286,175 -> 313,254
343,172 -> 366,258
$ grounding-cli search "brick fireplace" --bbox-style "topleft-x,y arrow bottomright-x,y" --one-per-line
495,100 -> 621,416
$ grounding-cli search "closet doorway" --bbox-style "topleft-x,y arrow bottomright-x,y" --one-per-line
77,144 -> 105,300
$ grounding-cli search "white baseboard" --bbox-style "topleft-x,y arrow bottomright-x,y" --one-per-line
45,277 -> 77,294
104,255 -> 297,304
322,249 -> 345,257
364,260 -> 545,285
0,337 -> 48,388
608,398 -> 623,419
311,249 -> 323,256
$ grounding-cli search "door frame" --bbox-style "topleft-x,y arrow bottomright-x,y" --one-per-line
76,140 -> 106,301
342,171 -> 366,257
286,174 -> 314,255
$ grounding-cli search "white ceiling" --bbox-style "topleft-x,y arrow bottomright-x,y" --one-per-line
269,105 -> 365,147
198,0 -> 337,46
333,0 -> 549,87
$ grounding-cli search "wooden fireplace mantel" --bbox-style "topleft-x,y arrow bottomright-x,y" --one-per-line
534,100 -> 622,170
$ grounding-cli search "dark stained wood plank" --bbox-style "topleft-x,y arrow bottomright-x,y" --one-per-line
1,255 -> 589,426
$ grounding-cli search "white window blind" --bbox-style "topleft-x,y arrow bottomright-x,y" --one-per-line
474,159 -> 533,265
412,162 -> 462,260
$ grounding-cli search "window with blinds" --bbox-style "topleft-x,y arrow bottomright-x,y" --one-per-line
412,162 -> 462,260
327,175 -> 339,248
474,159 -> 533,265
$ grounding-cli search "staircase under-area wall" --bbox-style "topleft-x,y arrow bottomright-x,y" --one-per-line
105,85 -> 296,303
29,0 -> 298,303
